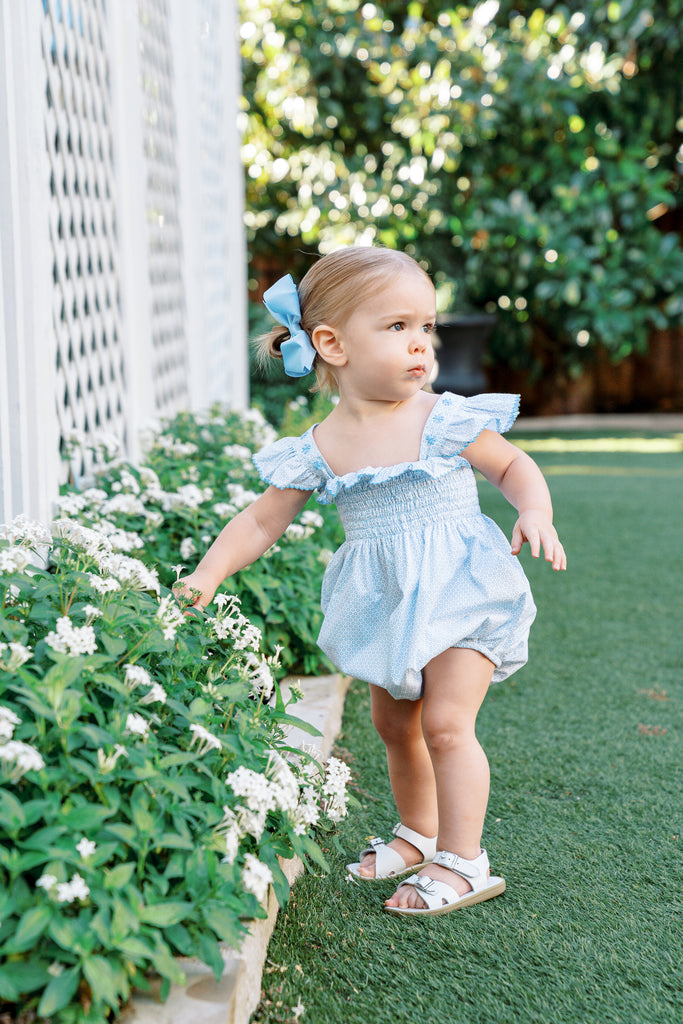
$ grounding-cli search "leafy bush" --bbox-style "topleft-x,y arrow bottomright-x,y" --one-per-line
61,406 -> 343,677
0,410 -> 351,1023
240,0 -> 683,377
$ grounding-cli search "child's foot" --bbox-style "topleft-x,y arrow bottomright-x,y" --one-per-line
384,860 -> 478,908
384,849 -> 502,913
358,835 -> 428,878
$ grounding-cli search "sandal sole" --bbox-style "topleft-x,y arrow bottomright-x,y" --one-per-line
385,876 -> 506,915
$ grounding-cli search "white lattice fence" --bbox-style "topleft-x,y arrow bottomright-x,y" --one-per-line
0,0 -> 247,521
41,0 -> 128,482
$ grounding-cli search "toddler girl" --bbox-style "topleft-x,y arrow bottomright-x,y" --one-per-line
176,246 -> 565,916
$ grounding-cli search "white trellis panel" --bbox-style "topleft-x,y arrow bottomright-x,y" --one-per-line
170,0 -> 248,412
0,0 -> 247,521
41,0 -> 129,485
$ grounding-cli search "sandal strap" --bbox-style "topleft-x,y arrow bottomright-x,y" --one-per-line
392,822 -> 438,861
396,873 -> 458,912
432,849 -> 490,893
357,836 -> 410,878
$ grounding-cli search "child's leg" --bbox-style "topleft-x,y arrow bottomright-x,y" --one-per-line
384,648 -> 494,909
357,684 -> 438,877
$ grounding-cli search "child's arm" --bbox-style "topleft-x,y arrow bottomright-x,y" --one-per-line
462,430 -> 567,571
174,485 -> 314,608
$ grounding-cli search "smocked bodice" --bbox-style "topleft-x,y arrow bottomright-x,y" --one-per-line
335,466 -> 480,540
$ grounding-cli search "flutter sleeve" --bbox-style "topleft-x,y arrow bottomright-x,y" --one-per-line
252,435 -> 326,492
423,392 -> 521,458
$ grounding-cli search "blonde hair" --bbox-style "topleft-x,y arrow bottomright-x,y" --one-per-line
257,246 -> 432,393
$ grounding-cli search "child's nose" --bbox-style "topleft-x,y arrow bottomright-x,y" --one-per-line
409,332 -> 427,352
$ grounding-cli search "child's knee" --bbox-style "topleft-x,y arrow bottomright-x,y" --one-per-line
371,702 -> 421,747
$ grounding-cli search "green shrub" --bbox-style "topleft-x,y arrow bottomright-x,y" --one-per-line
61,406 -> 343,677
0,410 -> 351,1023
240,1 -> 683,377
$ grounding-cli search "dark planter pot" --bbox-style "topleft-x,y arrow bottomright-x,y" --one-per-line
433,314 -> 497,395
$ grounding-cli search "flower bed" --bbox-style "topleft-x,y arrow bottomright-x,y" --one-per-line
0,406 -> 350,1023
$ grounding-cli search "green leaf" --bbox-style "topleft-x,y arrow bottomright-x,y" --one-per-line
300,834 -> 331,872
61,803 -> 116,830
105,862 -> 136,889
139,900 -> 194,927
130,785 -> 155,833
100,633 -> 128,656
200,901 -> 242,946
37,965 -> 81,1016
118,934 -> 157,961
154,832 -> 194,851
0,788 -> 26,831
197,931 -> 225,980
4,959 -> 50,994
20,824 -> 67,849
0,966 -> 20,1000
6,903 -> 52,952
82,955 -> 123,1010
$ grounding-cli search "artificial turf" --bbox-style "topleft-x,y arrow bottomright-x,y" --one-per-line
252,432 -> 683,1024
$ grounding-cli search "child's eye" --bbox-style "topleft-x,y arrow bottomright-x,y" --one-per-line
423,323 -> 435,334
389,322 -> 404,331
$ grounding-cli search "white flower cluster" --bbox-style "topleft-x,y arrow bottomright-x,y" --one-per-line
98,553 -> 160,593
161,483 -> 213,512
0,515 -> 53,548
152,436 -> 199,457
244,653 -> 274,702
222,443 -> 252,462
0,740 -> 45,781
123,664 -> 167,705
241,853 -> 273,903
45,616 -> 97,657
125,713 -> 150,739
0,706 -> 21,740
0,545 -> 32,574
241,407 -> 278,447
0,642 -> 32,671
208,595 -> 262,653
76,837 -> 97,859
97,744 -> 127,773
36,872 -> 90,903
226,483 -> 260,511
189,723 -> 222,755
322,757 -> 352,821
0,704 -> 44,783
156,594 -> 185,641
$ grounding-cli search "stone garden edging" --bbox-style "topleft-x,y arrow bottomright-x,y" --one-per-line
119,673 -> 351,1024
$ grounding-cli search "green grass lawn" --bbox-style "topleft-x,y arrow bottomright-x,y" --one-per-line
253,432 -> 683,1024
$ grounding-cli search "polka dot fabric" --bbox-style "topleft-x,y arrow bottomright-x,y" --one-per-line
253,392 -> 536,700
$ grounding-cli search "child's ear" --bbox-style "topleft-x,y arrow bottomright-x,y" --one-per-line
311,324 -> 347,367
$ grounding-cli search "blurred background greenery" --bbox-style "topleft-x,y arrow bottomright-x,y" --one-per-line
240,0 -> 683,416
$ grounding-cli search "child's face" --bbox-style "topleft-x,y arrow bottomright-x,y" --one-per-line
336,270 -> 436,400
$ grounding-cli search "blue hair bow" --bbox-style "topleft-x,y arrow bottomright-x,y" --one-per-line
263,274 -> 317,378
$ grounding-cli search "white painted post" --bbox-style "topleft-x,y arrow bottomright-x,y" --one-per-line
222,0 -> 249,411
0,2 -> 59,523
170,0 -> 249,413
107,1 -> 156,461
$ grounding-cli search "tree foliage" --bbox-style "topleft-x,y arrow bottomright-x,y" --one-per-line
240,0 -> 683,374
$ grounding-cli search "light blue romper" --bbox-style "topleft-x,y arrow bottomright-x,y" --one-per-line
253,392 -> 536,701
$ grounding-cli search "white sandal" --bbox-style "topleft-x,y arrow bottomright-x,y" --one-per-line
385,849 -> 506,915
346,823 -> 438,880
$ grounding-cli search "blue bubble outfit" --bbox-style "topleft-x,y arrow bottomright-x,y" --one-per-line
253,392 -> 536,701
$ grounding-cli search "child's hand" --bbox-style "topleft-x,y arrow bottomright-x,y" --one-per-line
172,571 -> 217,611
511,511 -> 566,571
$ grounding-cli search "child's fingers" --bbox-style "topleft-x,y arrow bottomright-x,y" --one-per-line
540,531 -> 567,571
510,521 -> 524,555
